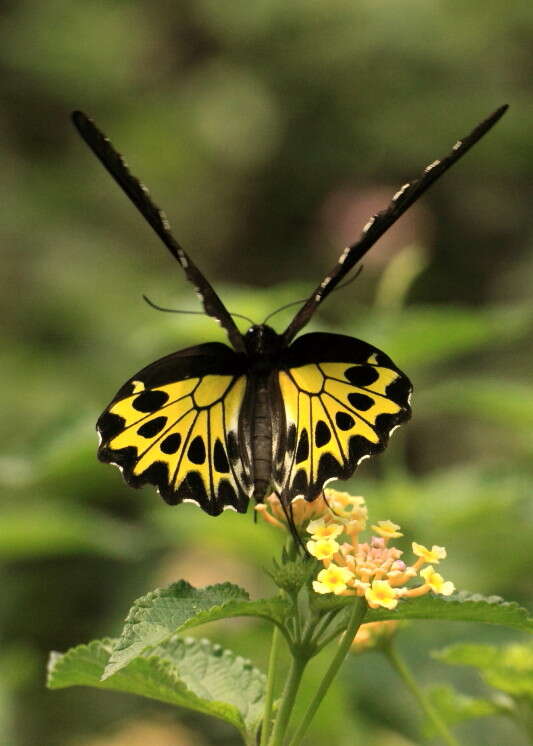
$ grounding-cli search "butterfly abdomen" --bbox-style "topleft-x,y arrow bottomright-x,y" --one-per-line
250,375 -> 273,501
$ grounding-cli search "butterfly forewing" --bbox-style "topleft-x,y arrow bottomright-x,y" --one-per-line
274,333 -> 412,502
97,342 -> 252,514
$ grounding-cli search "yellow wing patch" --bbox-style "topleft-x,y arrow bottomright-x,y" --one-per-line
98,374 -> 250,514
276,355 -> 410,501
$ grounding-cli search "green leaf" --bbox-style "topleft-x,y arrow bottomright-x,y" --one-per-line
425,683 -> 504,735
104,581 -> 288,679
318,592 -> 532,633
48,635 -> 265,739
434,641 -> 533,699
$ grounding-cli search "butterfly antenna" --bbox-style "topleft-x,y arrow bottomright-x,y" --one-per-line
276,492 -> 308,554
263,299 -> 309,325
143,295 -> 255,325
262,265 -> 364,325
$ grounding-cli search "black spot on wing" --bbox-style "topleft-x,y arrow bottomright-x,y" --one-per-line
160,433 -> 182,454
292,469 -> 308,496
133,389 -> 169,412
213,438 -> 230,473
345,365 -> 379,387
226,431 -> 240,463
315,420 -> 331,447
335,411 -> 354,431
137,416 -> 167,438
287,424 -> 297,453
188,435 -> 206,464
347,392 -> 374,411
295,429 -> 309,463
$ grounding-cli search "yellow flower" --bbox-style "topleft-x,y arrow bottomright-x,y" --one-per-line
371,520 -> 403,540
365,579 -> 399,609
412,542 -> 447,564
420,566 -> 455,596
306,518 -> 343,540
312,563 -> 354,595
325,489 -> 367,523
307,537 -> 340,560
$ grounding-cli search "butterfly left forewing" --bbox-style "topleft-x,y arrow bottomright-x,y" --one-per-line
97,342 -> 252,514
275,332 -> 412,503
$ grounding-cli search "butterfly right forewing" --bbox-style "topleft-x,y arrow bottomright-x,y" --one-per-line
274,332 -> 412,504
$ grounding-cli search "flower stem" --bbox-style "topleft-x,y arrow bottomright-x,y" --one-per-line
268,653 -> 307,746
260,625 -> 282,746
287,597 -> 367,746
384,641 -> 460,746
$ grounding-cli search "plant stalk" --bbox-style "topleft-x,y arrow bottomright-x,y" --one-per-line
260,625 -> 282,746
385,641 -> 460,746
268,652 -> 307,746
287,597 -> 367,746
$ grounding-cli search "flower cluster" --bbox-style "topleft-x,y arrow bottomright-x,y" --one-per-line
255,492 -> 332,530
257,488 -> 455,610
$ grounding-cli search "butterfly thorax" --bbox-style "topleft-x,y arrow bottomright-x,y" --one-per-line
244,324 -> 283,373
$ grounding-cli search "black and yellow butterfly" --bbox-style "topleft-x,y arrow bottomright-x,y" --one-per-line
72,106 -> 506,517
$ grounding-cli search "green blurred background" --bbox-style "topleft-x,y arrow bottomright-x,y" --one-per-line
2,1 -> 532,744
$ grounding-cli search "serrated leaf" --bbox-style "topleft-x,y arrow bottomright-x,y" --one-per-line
318,592 -> 533,633
434,641 -> 533,699
104,580 -> 288,679
48,635 -> 265,738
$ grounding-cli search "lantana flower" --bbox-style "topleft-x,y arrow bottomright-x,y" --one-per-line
255,493 -> 330,530
420,566 -> 455,596
312,563 -> 354,595
306,537 -> 339,560
257,489 -> 456,611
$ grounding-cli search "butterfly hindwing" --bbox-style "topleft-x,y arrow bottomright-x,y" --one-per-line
97,342 -> 252,514
274,332 -> 412,502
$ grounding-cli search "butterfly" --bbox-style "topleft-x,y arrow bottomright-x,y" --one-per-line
72,105 -> 507,518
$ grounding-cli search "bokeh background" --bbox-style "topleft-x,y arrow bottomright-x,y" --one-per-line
2,1 -> 532,744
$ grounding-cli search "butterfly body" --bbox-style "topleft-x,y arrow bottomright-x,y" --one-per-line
97,327 -> 412,515
73,106 -> 507,516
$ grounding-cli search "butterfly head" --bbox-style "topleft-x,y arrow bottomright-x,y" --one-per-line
244,324 -> 282,363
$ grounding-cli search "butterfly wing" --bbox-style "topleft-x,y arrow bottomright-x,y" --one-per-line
282,105 -> 508,344
72,111 -> 246,353
273,332 -> 411,503
97,342 -> 252,514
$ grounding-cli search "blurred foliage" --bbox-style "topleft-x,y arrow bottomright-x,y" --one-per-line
1,0 -> 532,744
427,641 -> 533,741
